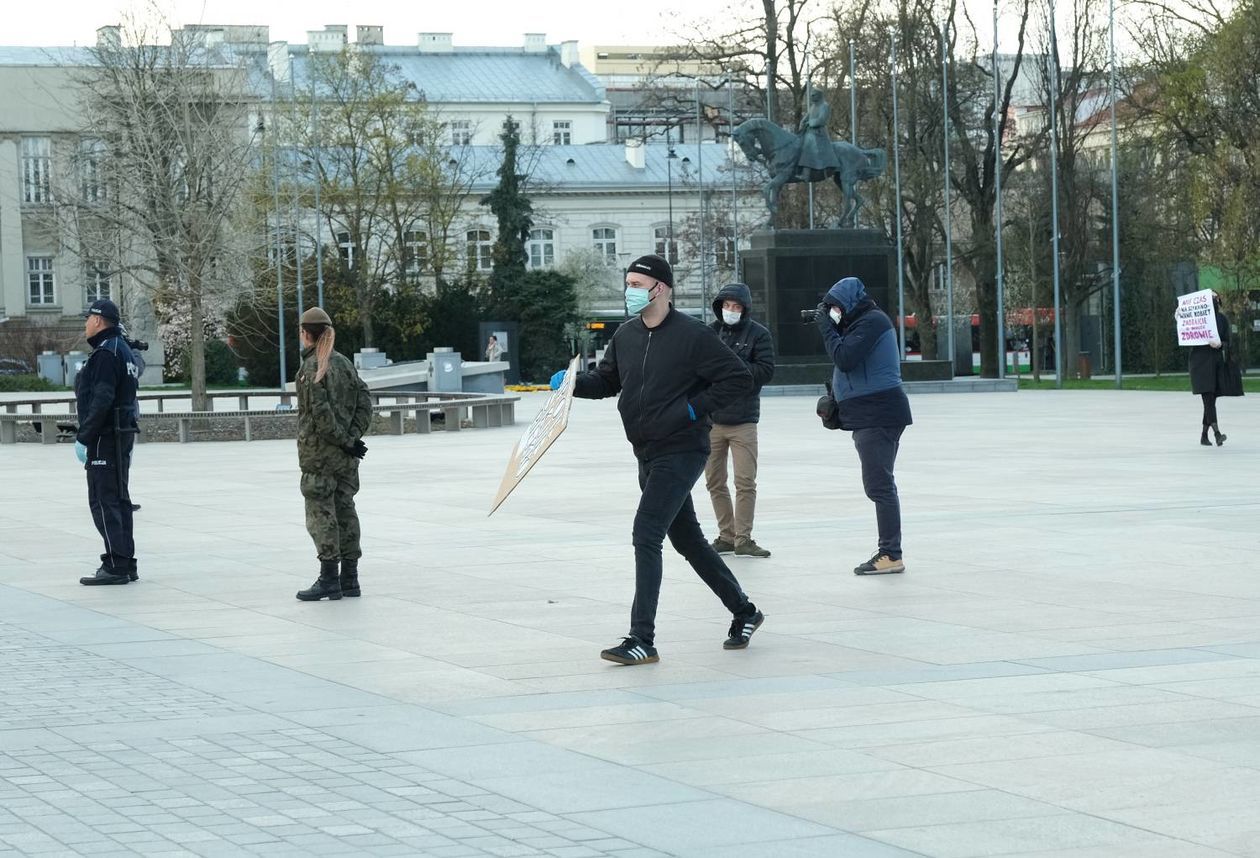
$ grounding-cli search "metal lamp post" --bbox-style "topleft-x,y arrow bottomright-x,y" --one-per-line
891,30 -> 906,358
1108,0 -> 1122,387
993,0 -> 1006,379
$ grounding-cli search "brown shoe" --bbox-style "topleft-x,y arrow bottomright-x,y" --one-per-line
711,537 -> 736,554
734,539 -> 771,558
854,553 -> 905,575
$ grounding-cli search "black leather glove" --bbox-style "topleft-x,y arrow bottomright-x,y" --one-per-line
814,302 -> 834,336
344,439 -> 368,460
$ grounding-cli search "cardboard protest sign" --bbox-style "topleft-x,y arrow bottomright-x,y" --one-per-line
1176,289 -> 1220,346
489,354 -> 581,516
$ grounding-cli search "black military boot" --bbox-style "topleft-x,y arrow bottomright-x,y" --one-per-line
1212,423 -> 1227,446
340,559 -> 361,597
296,560 -> 342,601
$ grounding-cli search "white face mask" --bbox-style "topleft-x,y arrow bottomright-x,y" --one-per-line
721,309 -> 742,326
829,308 -> 844,324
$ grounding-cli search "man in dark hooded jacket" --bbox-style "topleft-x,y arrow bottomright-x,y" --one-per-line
705,283 -> 776,558
816,277 -> 912,575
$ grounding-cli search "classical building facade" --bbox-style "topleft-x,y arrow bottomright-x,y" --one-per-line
0,24 -> 762,370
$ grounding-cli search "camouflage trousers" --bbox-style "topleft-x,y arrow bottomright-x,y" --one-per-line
300,466 -> 362,561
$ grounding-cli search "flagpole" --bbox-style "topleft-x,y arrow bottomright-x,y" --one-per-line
891,30 -> 906,358
1109,0 -> 1122,387
993,0 -> 1006,379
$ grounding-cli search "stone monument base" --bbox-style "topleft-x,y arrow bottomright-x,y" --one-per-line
740,229 -> 896,361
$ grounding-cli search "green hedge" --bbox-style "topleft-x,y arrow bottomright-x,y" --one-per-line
0,374 -> 63,393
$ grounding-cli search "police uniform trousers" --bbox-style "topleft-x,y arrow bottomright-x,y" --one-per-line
300,462 -> 362,561
85,433 -> 136,573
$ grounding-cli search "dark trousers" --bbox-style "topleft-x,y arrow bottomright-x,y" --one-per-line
1201,393 -> 1218,426
852,426 -> 905,559
86,435 -> 136,573
631,451 -> 753,646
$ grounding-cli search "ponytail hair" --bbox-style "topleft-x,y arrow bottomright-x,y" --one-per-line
301,323 -> 335,383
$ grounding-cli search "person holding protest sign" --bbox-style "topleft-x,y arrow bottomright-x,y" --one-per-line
1190,292 -> 1242,446
549,254 -> 764,666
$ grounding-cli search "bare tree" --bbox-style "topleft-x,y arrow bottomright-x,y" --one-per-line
59,15 -> 259,408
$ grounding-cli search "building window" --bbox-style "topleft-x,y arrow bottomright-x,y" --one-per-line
552,120 -> 572,145
403,229 -> 429,279
80,138 -> 106,203
450,120 -> 472,146
336,232 -> 355,268
592,227 -> 618,264
27,256 -> 55,305
466,228 -> 492,272
22,137 -> 52,204
86,262 -> 111,303
653,226 -> 678,265
527,228 -> 555,269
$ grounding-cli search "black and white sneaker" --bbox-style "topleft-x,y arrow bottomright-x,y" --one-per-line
723,610 -> 764,650
600,637 -> 659,665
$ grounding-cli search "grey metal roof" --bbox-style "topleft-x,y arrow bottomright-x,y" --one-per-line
0,47 -> 95,66
464,142 -> 739,191
288,47 -> 604,104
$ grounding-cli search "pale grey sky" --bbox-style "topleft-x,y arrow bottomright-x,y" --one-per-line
4,0 -> 729,47
6,0 -> 1146,57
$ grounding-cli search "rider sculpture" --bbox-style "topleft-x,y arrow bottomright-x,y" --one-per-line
797,89 -> 840,182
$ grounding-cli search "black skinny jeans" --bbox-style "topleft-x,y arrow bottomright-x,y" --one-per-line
1201,393 -> 1218,427
631,451 -> 754,646
852,426 -> 905,560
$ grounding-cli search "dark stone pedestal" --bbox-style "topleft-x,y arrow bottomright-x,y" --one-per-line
739,229 -> 895,363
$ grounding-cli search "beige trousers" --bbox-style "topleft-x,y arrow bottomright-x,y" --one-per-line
704,422 -> 759,542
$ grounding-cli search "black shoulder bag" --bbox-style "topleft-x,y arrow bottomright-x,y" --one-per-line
816,381 -> 843,430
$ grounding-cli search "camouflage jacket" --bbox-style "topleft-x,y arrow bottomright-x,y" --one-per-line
296,346 -> 372,473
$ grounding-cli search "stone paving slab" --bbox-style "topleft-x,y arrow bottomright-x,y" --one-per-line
2,390 -> 1260,856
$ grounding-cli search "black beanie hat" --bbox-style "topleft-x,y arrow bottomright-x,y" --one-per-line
627,254 -> 674,288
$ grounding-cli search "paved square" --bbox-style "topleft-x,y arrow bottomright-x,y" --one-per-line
1,389 -> 1258,857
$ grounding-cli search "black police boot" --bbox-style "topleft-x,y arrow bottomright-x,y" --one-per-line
296,560 -> 342,601
80,565 -> 130,586
340,559 -> 361,598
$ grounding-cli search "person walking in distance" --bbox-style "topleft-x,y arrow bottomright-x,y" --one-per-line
294,307 -> 373,602
815,277 -> 913,575
1189,292 -> 1242,446
76,300 -> 141,586
485,334 -> 503,363
550,254 -> 765,665
705,283 -> 776,558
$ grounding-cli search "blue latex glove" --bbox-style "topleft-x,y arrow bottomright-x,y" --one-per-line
549,370 -> 567,391
687,403 -> 697,421
75,441 -> 87,464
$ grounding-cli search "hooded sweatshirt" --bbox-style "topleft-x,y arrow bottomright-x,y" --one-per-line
819,277 -> 912,430
708,283 -> 776,425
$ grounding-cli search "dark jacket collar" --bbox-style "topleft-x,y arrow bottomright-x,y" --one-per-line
88,326 -> 120,348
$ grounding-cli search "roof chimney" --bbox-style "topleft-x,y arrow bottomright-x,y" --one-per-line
625,138 -> 645,170
559,40 -> 579,68
418,32 -> 453,53
96,25 -> 121,50
524,33 -> 546,53
308,25 -> 347,53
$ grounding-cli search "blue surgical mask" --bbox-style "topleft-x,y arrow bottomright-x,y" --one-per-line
625,286 -> 652,315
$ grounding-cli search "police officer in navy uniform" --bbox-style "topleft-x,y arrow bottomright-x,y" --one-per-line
75,299 -> 141,585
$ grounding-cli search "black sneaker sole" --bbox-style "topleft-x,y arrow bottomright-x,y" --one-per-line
295,592 -> 343,601
723,613 -> 765,650
600,651 -> 659,665
80,577 -> 130,586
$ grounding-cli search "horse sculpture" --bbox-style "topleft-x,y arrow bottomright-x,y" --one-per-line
733,117 -> 888,227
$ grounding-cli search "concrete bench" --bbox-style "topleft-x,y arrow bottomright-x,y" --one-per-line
0,412 -> 78,445
372,395 -> 517,436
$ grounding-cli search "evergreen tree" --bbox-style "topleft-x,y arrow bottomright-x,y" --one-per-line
482,116 -> 533,303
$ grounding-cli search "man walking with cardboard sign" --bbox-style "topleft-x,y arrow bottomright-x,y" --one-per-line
549,254 -> 764,665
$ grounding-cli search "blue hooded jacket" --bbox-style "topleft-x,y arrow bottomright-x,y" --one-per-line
819,277 -> 912,429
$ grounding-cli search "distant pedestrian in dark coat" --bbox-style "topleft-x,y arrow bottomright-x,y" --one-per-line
1189,292 -> 1242,447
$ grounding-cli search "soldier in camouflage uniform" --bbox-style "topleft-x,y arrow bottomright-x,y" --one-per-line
294,307 -> 374,602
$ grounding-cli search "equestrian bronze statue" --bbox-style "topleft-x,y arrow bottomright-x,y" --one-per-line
733,89 -> 887,227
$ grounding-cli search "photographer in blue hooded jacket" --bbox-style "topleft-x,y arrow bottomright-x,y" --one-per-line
815,277 -> 913,575
550,254 -> 764,665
